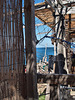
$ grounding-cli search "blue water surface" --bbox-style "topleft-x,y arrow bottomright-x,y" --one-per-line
24,47 -> 54,64
36,47 -> 54,63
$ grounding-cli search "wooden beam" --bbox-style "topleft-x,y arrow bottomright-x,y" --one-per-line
37,74 -> 75,85
62,1 -> 75,6
35,22 -> 53,26
45,0 -> 55,12
23,22 -> 53,28
35,1 -> 48,10
69,14 -> 71,29
25,0 -> 38,99
37,32 -> 49,35
35,8 -> 54,28
70,34 -> 75,38
35,2 -> 46,7
56,0 -> 75,6
65,18 -> 75,21
45,84 -> 59,100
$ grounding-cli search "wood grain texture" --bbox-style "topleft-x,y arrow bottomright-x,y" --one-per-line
0,0 -> 24,99
25,0 -> 38,99
35,4 -> 75,37
37,74 -> 75,85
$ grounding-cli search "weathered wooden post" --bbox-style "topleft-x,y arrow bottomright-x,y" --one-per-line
57,15 -> 64,74
45,0 -> 61,99
66,14 -> 72,73
25,0 -> 38,100
63,36 -> 69,73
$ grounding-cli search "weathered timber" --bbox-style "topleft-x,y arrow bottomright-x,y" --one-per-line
45,84 -> 59,100
35,1 -> 46,7
0,0 -> 24,99
35,1 -> 48,10
70,33 -> 75,38
25,0 -> 38,100
35,22 -> 53,26
46,0 -> 55,12
35,2 -> 75,35
37,74 -> 75,85
46,5 -> 63,100
35,8 -> 54,28
56,8 -> 64,74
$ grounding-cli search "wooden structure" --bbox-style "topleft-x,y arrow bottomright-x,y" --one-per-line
34,0 -> 75,100
0,0 -> 75,100
35,1 -> 75,37
0,0 -> 25,99
25,0 -> 38,99
35,0 -> 75,72
35,2 -> 55,28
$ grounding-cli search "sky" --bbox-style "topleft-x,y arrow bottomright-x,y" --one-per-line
35,0 -> 53,47
23,0 -> 54,48
35,17 -> 53,47
23,0 -> 75,48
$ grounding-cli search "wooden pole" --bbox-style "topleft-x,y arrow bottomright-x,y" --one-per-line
67,14 -> 72,73
57,14 -> 64,74
25,0 -> 38,99
45,1 -> 60,99
45,13 -> 65,98
45,84 -> 59,100
63,36 -> 69,73
53,11 -> 57,73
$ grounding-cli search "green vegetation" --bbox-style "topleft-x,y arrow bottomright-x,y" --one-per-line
39,95 -> 45,100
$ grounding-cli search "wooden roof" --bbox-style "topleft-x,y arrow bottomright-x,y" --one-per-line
35,2 -> 75,38
35,8 -> 54,28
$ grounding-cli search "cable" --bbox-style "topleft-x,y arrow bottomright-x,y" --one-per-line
45,35 -> 75,47
44,35 -> 75,53
36,4 -> 73,44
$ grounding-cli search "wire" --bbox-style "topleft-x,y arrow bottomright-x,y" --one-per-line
36,4 -> 73,44
44,35 -> 75,53
45,36 -> 75,47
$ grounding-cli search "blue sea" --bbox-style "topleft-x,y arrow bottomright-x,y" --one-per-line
24,47 -> 54,64
36,47 -> 54,63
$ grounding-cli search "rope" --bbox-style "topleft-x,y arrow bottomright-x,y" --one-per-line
45,36 -> 75,48
36,2 -> 73,44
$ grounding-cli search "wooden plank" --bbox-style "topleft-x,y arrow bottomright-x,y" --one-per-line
4,0 -> 8,86
69,14 -> 71,29
35,1 -> 48,10
70,33 -> 75,38
45,84 -> 59,100
35,1 -> 46,7
65,14 -> 75,20
46,0 -> 55,12
35,8 -> 54,28
0,0 -> 3,81
37,74 -> 75,85
35,6 -> 75,30
61,0 -> 75,5
35,22 -> 53,26
35,8 -> 53,22
34,2 -> 75,31
23,22 -> 53,28
25,0 -> 38,99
